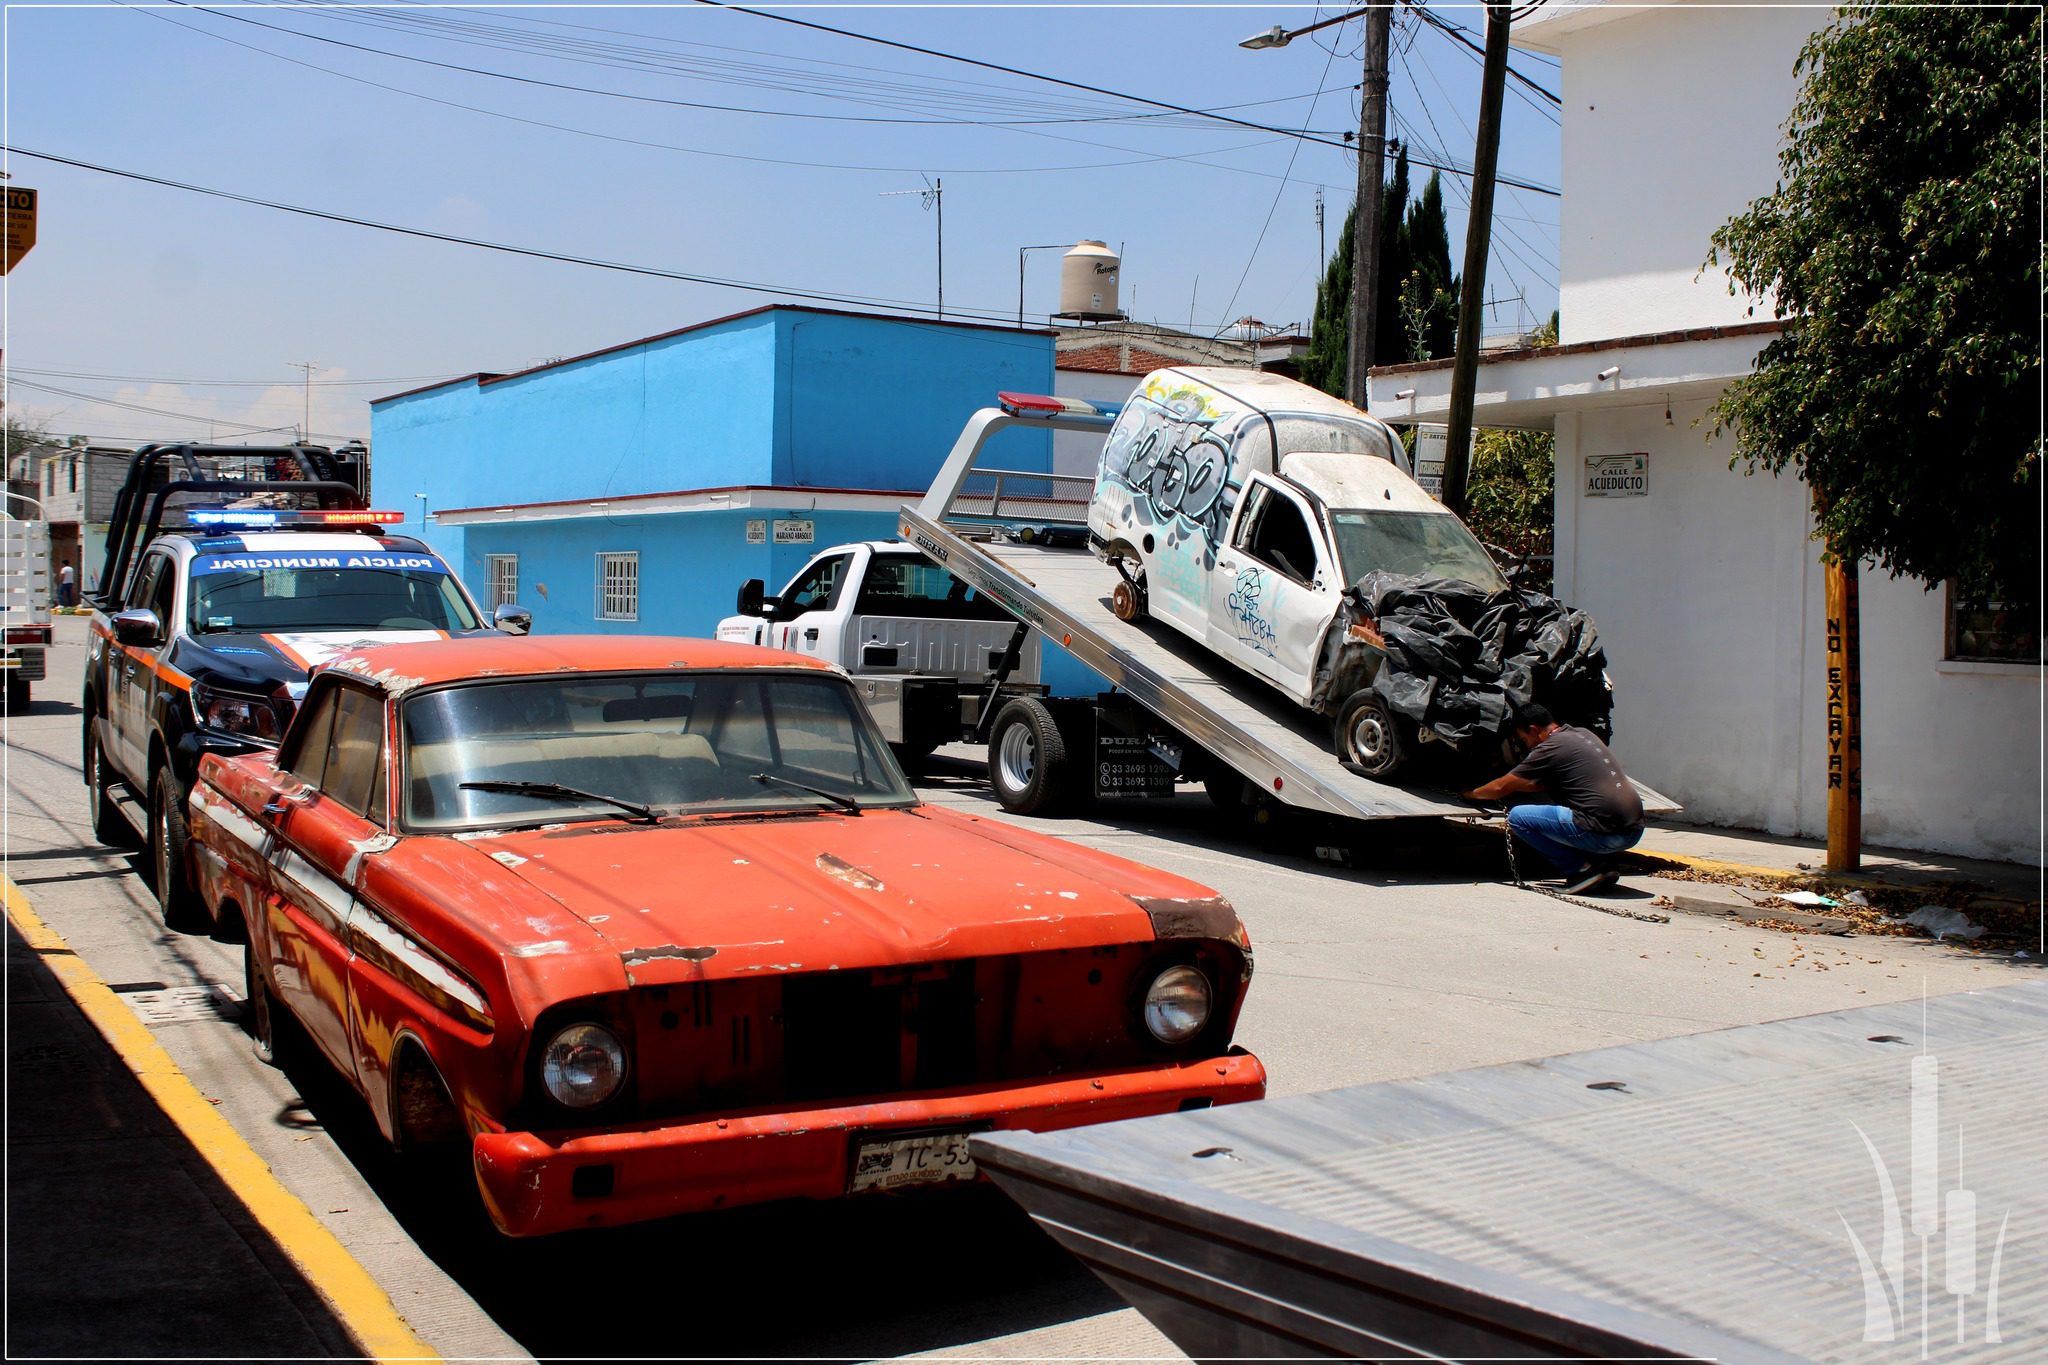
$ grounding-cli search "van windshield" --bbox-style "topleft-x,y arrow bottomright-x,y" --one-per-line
1329,509 -> 1506,592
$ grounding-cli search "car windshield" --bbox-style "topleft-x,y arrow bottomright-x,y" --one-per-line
188,550 -> 482,634
1328,509 -> 1507,592
401,671 -> 916,831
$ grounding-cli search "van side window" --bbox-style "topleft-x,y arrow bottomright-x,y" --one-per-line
782,554 -> 852,615
1235,484 -> 1319,585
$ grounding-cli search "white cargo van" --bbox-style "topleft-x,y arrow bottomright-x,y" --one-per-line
1086,367 -> 1508,773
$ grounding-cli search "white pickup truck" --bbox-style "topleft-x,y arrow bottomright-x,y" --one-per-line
716,540 -> 1047,763
1,516 -> 53,712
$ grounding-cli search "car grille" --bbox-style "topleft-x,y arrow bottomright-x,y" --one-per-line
622,946 -> 1169,1121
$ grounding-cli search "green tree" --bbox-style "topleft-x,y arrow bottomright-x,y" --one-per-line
1404,172 -> 1458,361
1300,202 -> 1355,397
1463,315 -> 1559,586
1706,6 -> 2040,608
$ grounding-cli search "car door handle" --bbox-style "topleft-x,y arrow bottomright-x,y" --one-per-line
804,628 -> 820,643
262,799 -> 289,818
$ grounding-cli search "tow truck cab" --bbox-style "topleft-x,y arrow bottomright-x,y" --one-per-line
716,540 -> 1045,758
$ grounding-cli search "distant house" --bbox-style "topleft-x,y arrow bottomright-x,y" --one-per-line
1369,1 -> 2039,861
24,442 -> 131,596
370,305 -> 1059,639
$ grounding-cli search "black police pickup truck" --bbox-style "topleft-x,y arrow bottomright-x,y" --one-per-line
83,443 -> 526,926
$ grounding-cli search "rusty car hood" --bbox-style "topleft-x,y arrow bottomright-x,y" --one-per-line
457,804 -> 1221,986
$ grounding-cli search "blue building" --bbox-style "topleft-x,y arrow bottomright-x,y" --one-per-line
371,306 -> 1058,638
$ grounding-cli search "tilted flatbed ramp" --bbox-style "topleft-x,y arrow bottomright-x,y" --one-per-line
973,981 -> 2046,1361
900,503 -> 1678,822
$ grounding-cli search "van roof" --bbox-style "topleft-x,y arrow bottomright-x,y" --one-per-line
1281,451 -> 1446,515
1151,366 -> 1378,423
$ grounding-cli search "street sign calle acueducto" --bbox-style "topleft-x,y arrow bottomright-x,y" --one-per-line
1584,452 -> 1647,498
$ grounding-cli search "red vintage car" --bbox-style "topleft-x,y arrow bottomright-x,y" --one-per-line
188,635 -> 1265,1236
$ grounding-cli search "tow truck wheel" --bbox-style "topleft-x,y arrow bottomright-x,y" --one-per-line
6,675 -> 28,713
83,722 -> 133,848
988,697 -> 1071,816
149,767 -> 207,932
1111,577 -> 1147,623
1333,690 -> 1406,780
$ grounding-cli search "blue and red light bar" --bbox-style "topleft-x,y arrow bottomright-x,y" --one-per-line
996,391 -> 1123,421
188,509 -> 406,528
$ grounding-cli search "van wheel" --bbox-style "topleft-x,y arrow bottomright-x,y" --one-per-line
1333,691 -> 1406,780
987,698 -> 1072,816
1111,578 -> 1147,623
83,722 -> 133,847
150,767 -> 208,932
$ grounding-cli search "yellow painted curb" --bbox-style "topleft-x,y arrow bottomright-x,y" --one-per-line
3,877 -> 441,1364
1631,847 -> 1798,883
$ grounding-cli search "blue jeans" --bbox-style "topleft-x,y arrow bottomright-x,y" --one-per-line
1508,804 -> 1643,876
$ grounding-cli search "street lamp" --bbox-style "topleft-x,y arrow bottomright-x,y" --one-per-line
1240,6 -> 1389,409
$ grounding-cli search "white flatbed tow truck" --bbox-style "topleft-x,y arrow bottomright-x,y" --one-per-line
897,392 -> 1677,824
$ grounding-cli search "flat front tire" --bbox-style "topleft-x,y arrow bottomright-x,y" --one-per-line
150,767 -> 207,932
987,698 -> 1072,816
1332,690 -> 1406,780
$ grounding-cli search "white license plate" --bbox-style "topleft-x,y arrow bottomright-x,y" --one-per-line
848,1131 -> 978,1192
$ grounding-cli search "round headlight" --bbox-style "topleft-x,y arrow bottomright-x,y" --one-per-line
1142,964 -> 1213,1044
540,1022 -> 627,1109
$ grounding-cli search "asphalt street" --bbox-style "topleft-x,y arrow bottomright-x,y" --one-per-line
3,617 -> 2020,1360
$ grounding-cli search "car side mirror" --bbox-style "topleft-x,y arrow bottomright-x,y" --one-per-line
493,604 -> 533,636
736,579 -> 766,617
111,608 -> 163,647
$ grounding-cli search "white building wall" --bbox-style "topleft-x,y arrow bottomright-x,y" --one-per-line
1553,2 -> 1825,342
1557,399 -> 2041,863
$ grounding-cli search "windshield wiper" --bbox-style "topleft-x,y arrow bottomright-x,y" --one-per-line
458,780 -> 659,824
750,773 -> 863,814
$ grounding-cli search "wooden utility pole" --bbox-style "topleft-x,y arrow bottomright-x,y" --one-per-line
1344,4 -> 1393,408
1824,553 -> 1863,870
1438,4 -> 1512,516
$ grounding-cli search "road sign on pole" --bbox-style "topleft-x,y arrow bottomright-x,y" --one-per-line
2,187 -> 36,274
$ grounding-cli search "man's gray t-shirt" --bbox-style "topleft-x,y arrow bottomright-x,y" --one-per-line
1510,726 -> 1643,834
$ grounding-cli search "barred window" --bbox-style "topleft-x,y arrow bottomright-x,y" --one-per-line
1946,584 -> 2041,663
597,552 -> 639,621
486,554 -> 519,610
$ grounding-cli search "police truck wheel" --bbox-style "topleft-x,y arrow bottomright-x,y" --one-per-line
987,698 -> 1071,816
150,767 -> 207,932
1332,691 -> 1406,780
83,723 -> 133,847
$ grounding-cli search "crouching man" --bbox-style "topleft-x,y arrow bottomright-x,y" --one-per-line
1463,703 -> 1644,895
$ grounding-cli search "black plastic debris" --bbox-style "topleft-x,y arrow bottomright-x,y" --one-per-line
1324,571 -> 1614,758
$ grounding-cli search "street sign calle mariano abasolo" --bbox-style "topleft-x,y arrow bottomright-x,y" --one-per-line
1585,452 -> 1647,498
2,187 -> 36,274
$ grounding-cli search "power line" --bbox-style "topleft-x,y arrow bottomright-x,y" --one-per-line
6,377 -> 315,432
1,145 -> 1078,327
7,366 -> 465,388
173,0 -> 1353,136
1213,40 -> 1341,335
137,4 -> 1307,185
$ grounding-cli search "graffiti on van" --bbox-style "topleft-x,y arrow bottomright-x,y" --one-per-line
1100,381 -> 1246,552
1225,566 -> 1277,657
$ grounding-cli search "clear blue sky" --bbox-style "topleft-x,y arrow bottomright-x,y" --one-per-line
5,3 -> 1561,447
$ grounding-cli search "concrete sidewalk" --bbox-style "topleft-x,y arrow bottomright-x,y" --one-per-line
4,901 -> 433,1360
1636,816 -> 2042,906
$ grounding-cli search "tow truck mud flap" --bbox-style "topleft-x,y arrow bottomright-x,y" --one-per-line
1093,708 -> 1177,800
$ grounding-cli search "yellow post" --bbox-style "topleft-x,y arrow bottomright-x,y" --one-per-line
1824,553 -> 1862,870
